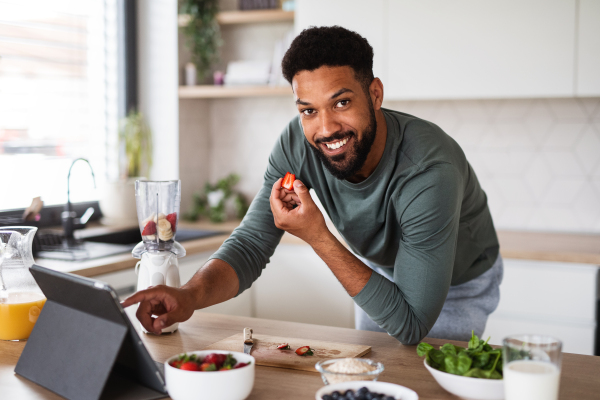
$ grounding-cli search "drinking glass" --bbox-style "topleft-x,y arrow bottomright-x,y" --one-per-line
503,335 -> 562,400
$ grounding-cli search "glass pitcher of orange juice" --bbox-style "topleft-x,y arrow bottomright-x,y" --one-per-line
0,227 -> 46,341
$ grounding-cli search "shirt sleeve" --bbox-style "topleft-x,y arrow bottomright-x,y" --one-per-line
208,125 -> 297,295
352,163 -> 464,345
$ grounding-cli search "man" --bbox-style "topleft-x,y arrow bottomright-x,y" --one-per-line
123,26 -> 502,345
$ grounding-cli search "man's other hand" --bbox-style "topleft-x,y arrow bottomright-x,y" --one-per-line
121,286 -> 195,334
270,178 -> 328,245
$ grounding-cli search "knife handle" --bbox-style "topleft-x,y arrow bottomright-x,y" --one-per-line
243,327 -> 253,344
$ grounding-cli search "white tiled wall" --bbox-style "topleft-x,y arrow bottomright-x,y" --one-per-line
180,97 -> 600,234
384,98 -> 600,233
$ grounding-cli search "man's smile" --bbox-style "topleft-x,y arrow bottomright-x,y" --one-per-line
317,133 -> 354,156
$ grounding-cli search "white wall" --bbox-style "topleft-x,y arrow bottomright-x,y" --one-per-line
138,0 -> 179,180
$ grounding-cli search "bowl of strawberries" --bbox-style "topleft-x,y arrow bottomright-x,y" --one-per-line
165,350 -> 255,400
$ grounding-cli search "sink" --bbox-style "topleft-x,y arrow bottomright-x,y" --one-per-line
36,228 -> 225,261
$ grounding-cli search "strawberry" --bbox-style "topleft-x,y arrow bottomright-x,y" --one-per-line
169,360 -> 183,369
166,212 -> 177,233
180,361 -> 200,371
142,221 -> 156,236
277,343 -> 290,350
281,172 -> 296,191
234,362 -> 249,369
295,346 -> 314,356
203,353 -> 226,368
199,362 -> 217,371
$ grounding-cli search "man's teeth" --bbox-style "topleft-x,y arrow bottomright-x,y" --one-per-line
326,138 -> 348,150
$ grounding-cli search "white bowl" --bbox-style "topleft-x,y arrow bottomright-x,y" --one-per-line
165,350 -> 255,400
315,358 -> 384,385
315,380 -> 419,400
424,359 -> 504,400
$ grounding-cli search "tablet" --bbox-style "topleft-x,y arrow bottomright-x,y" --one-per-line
15,264 -> 168,400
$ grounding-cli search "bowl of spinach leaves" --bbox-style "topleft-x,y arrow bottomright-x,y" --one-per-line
417,331 -> 504,400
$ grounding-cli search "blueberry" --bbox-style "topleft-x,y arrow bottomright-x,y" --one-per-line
365,393 -> 374,400
331,391 -> 341,400
322,396 -> 333,400
358,387 -> 369,395
385,397 -> 395,400
356,394 -> 366,400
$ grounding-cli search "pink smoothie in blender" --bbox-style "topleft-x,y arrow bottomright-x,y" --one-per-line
132,180 -> 186,334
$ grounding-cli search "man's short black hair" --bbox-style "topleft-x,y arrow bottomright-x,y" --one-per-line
282,26 -> 375,93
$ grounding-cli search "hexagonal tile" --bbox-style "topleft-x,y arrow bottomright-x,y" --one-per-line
451,122 -> 488,148
494,99 -> 533,122
495,205 -> 533,230
495,177 -> 535,205
453,100 -> 491,121
524,100 -> 555,146
577,98 -> 600,117
523,154 -> 553,201
435,102 -> 462,133
541,122 -> 586,149
483,122 -> 535,150
574,125 -> 600,174
573,184 -> 600,231
541,178 -> 586,206
546,98 -> 588,121
539,207 -> 581,232
543,151 -> 585,177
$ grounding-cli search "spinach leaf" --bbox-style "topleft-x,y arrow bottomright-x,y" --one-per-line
440,343 -> 457,356
417,342 -> 434,357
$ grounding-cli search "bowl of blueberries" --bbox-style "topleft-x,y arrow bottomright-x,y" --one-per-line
315,381 -> 419,400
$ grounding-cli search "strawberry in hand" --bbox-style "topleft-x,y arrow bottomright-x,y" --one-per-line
281,172 -> 296,191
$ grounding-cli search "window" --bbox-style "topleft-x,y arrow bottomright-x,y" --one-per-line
0,0 -> 119,210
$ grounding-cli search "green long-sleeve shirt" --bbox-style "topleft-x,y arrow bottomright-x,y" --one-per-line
209,108 -> 499,345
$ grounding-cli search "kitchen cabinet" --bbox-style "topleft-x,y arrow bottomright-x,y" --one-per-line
482,258 -> 598,355
295,0 -> 386,84
296,0 -> 579,100
577,0 -> 600,96
385,0 -> 576,99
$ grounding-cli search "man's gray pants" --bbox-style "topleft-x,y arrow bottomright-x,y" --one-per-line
354,255 -> 504,341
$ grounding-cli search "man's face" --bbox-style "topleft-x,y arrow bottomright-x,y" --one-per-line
293,66 -> 377,181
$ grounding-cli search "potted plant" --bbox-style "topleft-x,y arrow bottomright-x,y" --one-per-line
179,0 -> 221,83
99,110 -> 153,225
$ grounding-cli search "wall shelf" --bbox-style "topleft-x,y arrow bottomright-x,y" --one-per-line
178,10 -> 294,27
179,85 -> 292,99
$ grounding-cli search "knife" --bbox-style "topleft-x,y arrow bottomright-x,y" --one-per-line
243,327 -> 253,355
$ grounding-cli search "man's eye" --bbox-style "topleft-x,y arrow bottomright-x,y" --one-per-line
302,109 -> 315,116
336,100 -> 349,108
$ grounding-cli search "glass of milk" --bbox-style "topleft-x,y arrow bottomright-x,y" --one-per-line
503,335 -> 562,400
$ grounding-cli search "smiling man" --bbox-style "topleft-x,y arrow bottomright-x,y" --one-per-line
123,26 -> 502,345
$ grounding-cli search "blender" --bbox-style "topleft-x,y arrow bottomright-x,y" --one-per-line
132,180 -> 185,334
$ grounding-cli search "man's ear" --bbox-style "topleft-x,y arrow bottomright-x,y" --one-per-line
369,78 -> 384,110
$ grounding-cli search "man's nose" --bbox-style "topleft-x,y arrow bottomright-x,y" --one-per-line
320,110 -> 342,138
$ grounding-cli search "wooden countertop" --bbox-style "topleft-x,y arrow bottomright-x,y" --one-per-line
35,221 -> 600,279
1,312 -> 599,399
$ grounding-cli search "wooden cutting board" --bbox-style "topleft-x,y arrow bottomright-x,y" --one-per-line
203,333 -> 371,372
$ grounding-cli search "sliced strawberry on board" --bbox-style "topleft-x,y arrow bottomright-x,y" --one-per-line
281,172 -> 296,191
295,346 -> 314,356
180,361 -> 200,371
277,343 -> 291,350
141,221 -> 156,236
166,212 -> 177,233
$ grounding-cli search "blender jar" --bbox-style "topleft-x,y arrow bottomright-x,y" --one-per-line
135,180 -> 181,253
0,227 -> 46,341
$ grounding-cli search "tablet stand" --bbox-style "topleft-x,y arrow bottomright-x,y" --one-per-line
15,301 -> 166,400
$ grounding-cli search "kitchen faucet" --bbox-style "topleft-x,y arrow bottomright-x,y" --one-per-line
62,158 -> 96,240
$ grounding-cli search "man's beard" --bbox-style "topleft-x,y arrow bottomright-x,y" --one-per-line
308,106 -> 377,181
